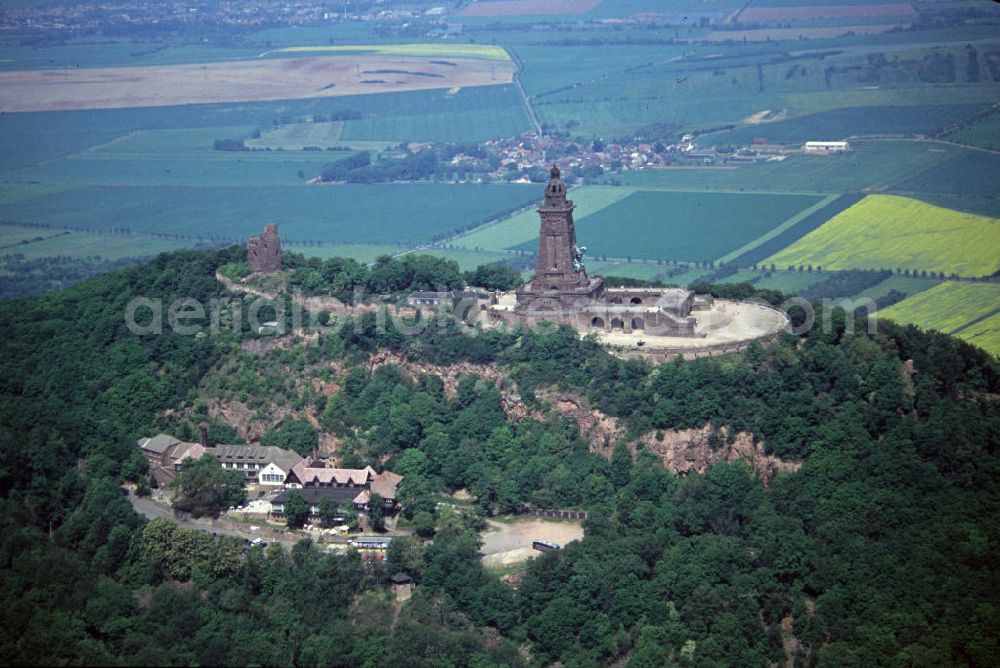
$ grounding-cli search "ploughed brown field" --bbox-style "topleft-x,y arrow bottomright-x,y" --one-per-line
457,0 -> 600,17
0,55 -> 515,112
738,3 -> 917,23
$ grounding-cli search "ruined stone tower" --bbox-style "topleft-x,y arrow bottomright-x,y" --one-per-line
247,223 -> 282,273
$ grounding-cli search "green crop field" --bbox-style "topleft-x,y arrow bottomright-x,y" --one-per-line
953,312 -> 1000,358
896,149 -> 1000,199
852,274 -> 941,302
948,112 -> 1000,151
287,244 -> 400,264
338,108 -> 531,143
590,261 -> 681,283
512,190 -> 825,263
0,86 -> 527,171
766,194 -> 1000,277
2,231 -> 191,261
610,141 -> 963,198
0,225 -> 67,248
704,104 -> 988,146
879,282 -> 1000,355
720,268 -> 833,294
453,186 -> 634,251
0,183 -> 538,246
6,153 -> 354,188
514,43 -> 690,98
422,249 -> 519,272
270,44 -> 511,61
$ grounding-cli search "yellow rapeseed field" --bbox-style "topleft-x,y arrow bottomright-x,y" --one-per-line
766,194 -> 1000,277
272,44 -> 511,61
879,281 -> 1000,355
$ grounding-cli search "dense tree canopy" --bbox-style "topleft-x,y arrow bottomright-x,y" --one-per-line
260,417 -> 319,457
1,246 -> 998,665
171,454 -> 246,518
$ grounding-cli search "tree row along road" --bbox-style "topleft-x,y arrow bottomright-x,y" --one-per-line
507,47 -> 542,136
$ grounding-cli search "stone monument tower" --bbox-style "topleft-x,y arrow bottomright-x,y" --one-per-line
533,164 -> 591,291
247,223 -> 282,273
515,165 -> 604,312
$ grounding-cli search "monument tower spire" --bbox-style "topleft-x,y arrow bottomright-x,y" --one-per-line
534,164 -> 587,290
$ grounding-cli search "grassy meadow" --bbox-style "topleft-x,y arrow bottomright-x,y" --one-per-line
766,195 -> 1000,277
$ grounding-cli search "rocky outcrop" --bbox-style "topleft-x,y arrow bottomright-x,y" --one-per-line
636,425 -> 800,483
247,223 -> 282,273
535,389 -> 800,484
534,389 -> 627,451
365,350 -> 542,422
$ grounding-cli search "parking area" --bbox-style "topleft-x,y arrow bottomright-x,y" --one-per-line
480,517 -> 583,567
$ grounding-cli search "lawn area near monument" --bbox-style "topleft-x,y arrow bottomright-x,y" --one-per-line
879,282 -> 1000,356
0,183 -> 538,246
511,190 -> 826,264
766,195 -> 1000,278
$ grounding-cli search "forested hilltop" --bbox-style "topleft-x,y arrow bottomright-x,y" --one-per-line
1,247 -> 998,666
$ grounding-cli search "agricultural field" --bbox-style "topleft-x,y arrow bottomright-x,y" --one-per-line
613,142 -> 995,215
456,0 -> 601,17
879,282 -> 1000,355
719,268 -> 833,294
422,249 -> 521,272
0,55 -> 514,112
0,85 -> 529,171
529,34 -> 1000,138
0,225 -> 68,248
589,261 -> 681,283
453,186 -> 633,251
0,228 -> 191,261
766,195 -> 1000,278
337,107 -> 530,144
701,26 -> 902,42
703,104 -> 988,147
953,312 -> 1000,358
947,112 -> 1000,151
270,44 -> 511,61
6,153 -> 353,188
511,190 -> 825,263
895,149 -> 1000,200
286,244 -> 400,264
0,183 -> 538,246
736,3 -> 917,23
851,274 -> 941,303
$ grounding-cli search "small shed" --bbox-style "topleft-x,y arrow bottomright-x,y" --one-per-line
390,573 -> 413,601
